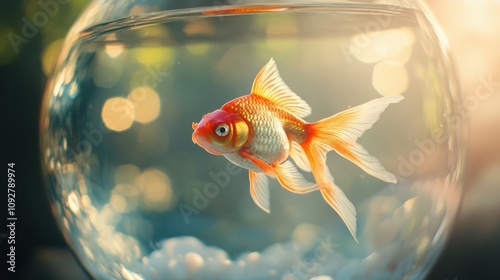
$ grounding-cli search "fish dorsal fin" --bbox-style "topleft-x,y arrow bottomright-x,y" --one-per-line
251,58 -> 312,118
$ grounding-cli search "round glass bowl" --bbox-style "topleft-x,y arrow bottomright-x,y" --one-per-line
41,0 -> 465,279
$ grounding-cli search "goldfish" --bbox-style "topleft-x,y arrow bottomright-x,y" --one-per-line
192,58 -> 403,241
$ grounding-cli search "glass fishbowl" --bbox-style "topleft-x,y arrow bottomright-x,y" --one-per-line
40,0 -> 465,279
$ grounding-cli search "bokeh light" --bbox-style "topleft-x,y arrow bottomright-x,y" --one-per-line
372,61 -> 409,96
101,97 -> 135,132
104,34 -> 125,58
135,169 -> 175,212
110,191 -> 128,213
134,45 -> 175,66
128,86 -> 161,124
68,191 -> 81,215
183,20 -> 215,37
115,164 -> 141,184
113,164 -> 176,213
349,28 -> 415,64
291,223 -> 321,249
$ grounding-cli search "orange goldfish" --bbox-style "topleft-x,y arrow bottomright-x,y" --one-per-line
192,58 -> 403,241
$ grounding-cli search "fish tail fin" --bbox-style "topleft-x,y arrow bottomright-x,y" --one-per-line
301,137 -> 358,242
305,95 -> 403,183
300,95 -> 403,241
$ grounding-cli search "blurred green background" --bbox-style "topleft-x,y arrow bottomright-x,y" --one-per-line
2,0 -> 500,279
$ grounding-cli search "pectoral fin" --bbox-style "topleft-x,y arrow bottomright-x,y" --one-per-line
241,150 -> 319,195
249,171 -> 270,213
240,150 -> 274,176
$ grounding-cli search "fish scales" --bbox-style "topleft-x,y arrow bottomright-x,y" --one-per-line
223,95 -> 306,167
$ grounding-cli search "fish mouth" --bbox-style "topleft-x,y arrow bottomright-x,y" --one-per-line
192,132 -> 221,155
192,131 -> 202,144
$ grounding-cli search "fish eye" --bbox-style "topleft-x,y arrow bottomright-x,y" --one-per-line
215,124 -> 230,137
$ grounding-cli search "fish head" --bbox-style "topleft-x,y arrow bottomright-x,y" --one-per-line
192,109 -> 249,155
